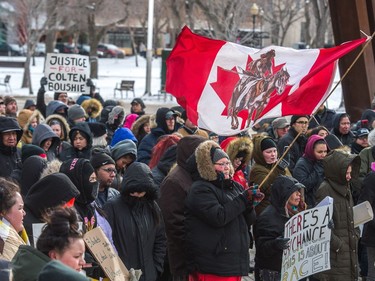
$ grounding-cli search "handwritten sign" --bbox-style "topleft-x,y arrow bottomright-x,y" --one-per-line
84,227 -> 129,281
45,53 -> 90,94
281,198 -> 333,281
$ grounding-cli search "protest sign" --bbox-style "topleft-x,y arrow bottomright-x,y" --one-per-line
84,227 -> 130,281
281,197 -> 333,281
45,53 -> 90,94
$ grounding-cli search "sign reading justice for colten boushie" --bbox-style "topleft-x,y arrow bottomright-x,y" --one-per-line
45,53 -> 90,94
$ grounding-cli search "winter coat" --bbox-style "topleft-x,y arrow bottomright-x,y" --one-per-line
131,114 -> 151,144
17,109 -> 44,145
0,116 -> 23,178
293,135 -> 326,207
254,175 -> 306,272
184,140 -> 255,277
95,187 -> 120,209
330,113 -> 355,146
23,173 -> 80,246
45,114 -> 71,142
220,136 -> 253,189
0,219 -> 27,261
11,245 -> 50,281
38,260 -> 90,281
277,126 -> 307,173
358,146 -> 375,182
159,135 -> 206,277
151,144 -> 177,186
358,171 -> 375,248
309,106 -> 336,131
315,150 -> 361,281
104,162 -> 166,281
31,123 -> 60,161
250,135 -> 290,215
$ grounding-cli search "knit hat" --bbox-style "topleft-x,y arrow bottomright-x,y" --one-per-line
23,99 -> 36,110
212,147 -> 229,163
290,115 -> 309,125
90,150 -> 115,169
3,96 -> 16,106
88,122 -> 107,138
67,104 -> 86,121
131,98 -> 146,109
53,92 -> 67,100
261,138 -> 277,151
111,139 -> 137,161
21,144 -> 46,163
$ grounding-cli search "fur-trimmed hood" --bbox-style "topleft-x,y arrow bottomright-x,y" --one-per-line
18,109 -> 44,131
195,140 -> 234,181
81,98 -> 103,119
45,114 -> 71,141
220,136 -> 253,167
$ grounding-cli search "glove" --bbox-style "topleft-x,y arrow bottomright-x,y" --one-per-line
275,237 -> 290,250
327,219 -> 335,229
277,158 -> 289,171
244,185 -> 265,207
86,78 -> 95,87
40,77 -> 47,89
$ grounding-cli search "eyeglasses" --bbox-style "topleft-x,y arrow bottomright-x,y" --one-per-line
0,102 -> 4,105
214,162 -> 231,167
295,121 -> 309,125
100,168 -> 117,174
358,136 -> 368,140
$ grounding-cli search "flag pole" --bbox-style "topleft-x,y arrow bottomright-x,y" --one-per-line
257,32 -> 375,191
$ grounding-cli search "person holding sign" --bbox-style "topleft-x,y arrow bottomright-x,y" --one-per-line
315,150 -> 361,281
254,175 -> 306,281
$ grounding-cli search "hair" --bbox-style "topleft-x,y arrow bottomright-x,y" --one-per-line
149,134 -> 181,169
92,135 -> 108,148
0,178 -> 20,215
308,126 -> 329,138
313,139 -> 327,150
36,207 -> 83,256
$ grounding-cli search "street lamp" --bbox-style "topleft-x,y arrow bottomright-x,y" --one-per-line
259,8 -> 264,48
250,3 -> 259,47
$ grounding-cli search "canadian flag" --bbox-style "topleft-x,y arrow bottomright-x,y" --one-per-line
166,26 -> 366,136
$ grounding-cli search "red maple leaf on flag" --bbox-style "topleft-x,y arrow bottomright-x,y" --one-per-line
211,54 -> 289,129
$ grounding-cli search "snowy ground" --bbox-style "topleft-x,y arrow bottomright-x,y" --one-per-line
0,55 -> 342,110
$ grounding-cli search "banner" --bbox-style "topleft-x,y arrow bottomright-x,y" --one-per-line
166,26 -> 366,135
45,53 -> 90,94
281,197 -> 333,280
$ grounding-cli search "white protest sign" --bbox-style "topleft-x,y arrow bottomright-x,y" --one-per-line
281,197 -> 333,281
45,53 -> 90,94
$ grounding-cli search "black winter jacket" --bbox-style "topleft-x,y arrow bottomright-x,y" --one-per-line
358,171 -> 375,247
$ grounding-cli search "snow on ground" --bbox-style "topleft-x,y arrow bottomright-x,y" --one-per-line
0,55 -> 342,110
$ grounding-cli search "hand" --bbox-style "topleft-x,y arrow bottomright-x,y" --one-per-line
275,237 -> 290,250
327,219 -> 334,229
40,77 -> 47,88
86,78 -> 95,87
244,185 -> 265,207
277,159 -> 289,171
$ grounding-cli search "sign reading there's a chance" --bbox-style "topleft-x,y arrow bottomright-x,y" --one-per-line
45,53 -> 90,94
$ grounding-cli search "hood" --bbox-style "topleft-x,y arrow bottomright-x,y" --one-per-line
110,127 -> 137,147
131,114 -> 150,133
25,173 -> 80,219
121,162 -> 158,200
252,135 -> 273,166
11,245 -> 50,281
20,155 -> 47,196
81,98 -> 103,119
331,113 -> 349,136
153,107 -> 176,134
176,135 -> 206,169
303,135 -> 327,161
111,139 -> 137,161
38,260 -> 89,281
31,123 -> 61,149
123,113 -> 139,129
69,122 -> 93,147
46,100 -> 68,117
220,136 -> 253,167
270,175 -> 305,215
323,149 -> 361,186
0,116 -> 23,147
18,109 -> 44,132
107,106 -> 125,127
45,114 -> 71,141
156,144 -> 177,175
195,140 -> 234,181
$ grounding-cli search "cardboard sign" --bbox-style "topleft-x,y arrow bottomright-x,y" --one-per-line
44,53 -> 90,94
353,201 -> 374,227
83,227 -> 129,281
281,197 -> 333,281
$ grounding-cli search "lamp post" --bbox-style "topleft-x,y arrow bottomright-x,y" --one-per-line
259,8 -> 264,48
250,3 -> 259,48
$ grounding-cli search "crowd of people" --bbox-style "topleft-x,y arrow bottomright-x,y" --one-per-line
0,79 -> 374,281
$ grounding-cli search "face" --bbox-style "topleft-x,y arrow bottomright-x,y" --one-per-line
262,147 -> 278,164
356,135 -> 369,148
233,156 -> 243,170
214,157 -> 231,179
143,123 -> 151,134
185,119 -> 196,129
339,116 -> 351,135
292,117 -> 309,134
74,117 -> 86,124
73,132 -> 87,150
313,143 -> 328,160
115,155 -> 134,170
0,100 -> 5,114
6,101 -> 17,114
52,238 -> 86,272
30,118 -> 38,128
130,191 -> 146,197
58,93 -> 68,104
346,165 -> 352,182
166,117 -> 175,131
51,124 -> 62,138
2,131 -> 18,147
4,192 -> 26,233
317,129 -> 329,138
288,190 -> 301,207
276,126 -> 289,138
97,164 -> 116,188
42,138 -> 53,151
131,103 -> 142,113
